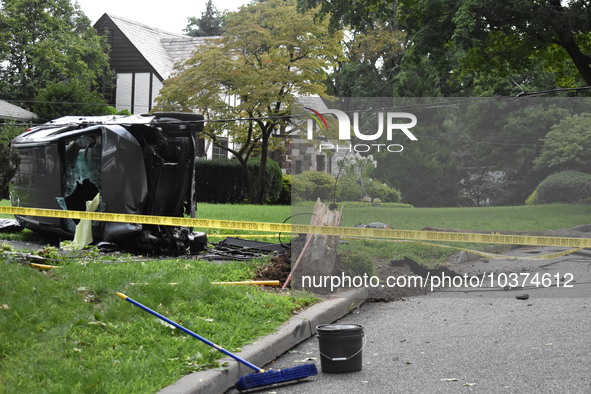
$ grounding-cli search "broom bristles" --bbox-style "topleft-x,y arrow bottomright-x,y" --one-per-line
235,363 -> 318,391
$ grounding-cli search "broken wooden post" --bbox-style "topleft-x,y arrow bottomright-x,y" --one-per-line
289,198 -> 343,293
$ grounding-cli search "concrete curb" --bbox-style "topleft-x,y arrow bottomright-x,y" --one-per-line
158,288 -> 367,394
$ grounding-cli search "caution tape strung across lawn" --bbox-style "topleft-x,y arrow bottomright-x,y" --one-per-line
2,206 -> 590,249
344,238 -> 584,261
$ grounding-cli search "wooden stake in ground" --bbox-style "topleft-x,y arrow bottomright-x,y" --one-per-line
286,198 -> 342,293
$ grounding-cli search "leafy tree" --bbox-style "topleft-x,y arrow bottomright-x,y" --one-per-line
184,0 -> 224,37
335,154 -> 400,202
451,0 -> 591,86
373,136 -> 459,207
457,165 -> 505,207
454,100 -> 578,205
0,0 -> 111,105
337,154 -> 377,200
300,0 -> 591,93
534,113 -> 591,174
32,81 -> 111,122
297,0 -> 396,32
329,25 -> 408,97
157,0 -> 343,204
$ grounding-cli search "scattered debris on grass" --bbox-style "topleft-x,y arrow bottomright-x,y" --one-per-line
200,237 -> 288,261
0,219 -> 23,233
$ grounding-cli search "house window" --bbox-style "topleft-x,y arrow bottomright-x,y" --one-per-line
212,138 -> 228,159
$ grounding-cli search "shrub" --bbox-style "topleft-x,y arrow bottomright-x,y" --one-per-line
195,159 -> 245,203
291,171 -> 336,201
276,175 -> 291,205
248,157 -> 283,204
365,180 -> 402,203
536,170 -> 591,204
334,176 -> 361,202
290,175 -> 312,202
265,159 -> 283,204
195,158 -> 283,204
524,189 -> 538,205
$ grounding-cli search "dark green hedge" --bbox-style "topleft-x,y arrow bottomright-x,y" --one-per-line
195,158 -> 284,204
537,170 -> 591,204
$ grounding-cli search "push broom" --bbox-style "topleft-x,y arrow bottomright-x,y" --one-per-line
116,293 -> 317,391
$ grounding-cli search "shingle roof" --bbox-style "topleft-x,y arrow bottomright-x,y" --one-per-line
0,100 -> 37,121
161,36 -> 214,65
104,14 -> 214,80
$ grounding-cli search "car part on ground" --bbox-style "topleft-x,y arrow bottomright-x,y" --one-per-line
10,113 -> 207,255
0,219 -> 23,233
200,237 -> 289,261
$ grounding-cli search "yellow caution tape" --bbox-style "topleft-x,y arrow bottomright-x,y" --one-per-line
345,238 -> 584,261
211,280 -> 280,286
2,206 -> 590,249
207,234 -> 283,238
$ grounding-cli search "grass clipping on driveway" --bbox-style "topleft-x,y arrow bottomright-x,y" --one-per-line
0,256 -> 316,393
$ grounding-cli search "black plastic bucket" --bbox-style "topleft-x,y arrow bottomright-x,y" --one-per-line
316,324 -> 364,373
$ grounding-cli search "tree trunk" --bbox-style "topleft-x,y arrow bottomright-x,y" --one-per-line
556,36 -> 591,86
290,199 -> 343,294
251,128 -> 272,205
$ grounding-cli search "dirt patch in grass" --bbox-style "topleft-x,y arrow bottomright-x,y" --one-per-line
254,253 -> 292,286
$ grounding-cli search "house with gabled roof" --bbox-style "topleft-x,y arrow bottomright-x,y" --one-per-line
92,13 -> 313,171
0,100 -> 37,122
94,13 -> 212,114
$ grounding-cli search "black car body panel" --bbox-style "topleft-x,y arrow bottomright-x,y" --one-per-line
10,113 -> 207,254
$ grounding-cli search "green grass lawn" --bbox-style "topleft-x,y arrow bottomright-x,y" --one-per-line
293,202 -> 591,268
293,202 -> 591,232
195,203 -> 291,242
0,201 -> 309,393
0,256 -> 316,393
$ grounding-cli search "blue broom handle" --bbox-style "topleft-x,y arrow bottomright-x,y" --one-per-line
117,292 -> 263,372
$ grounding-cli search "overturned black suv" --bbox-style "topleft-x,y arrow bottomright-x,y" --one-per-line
10,113 -> 207,254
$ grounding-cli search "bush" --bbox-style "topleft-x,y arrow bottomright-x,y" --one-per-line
335,175 -> 367,202
524,189 -> 538,205
536,170 -> 591,204
291,171 -> 336,201
290,175 -> 312,202
257,158 -> 282,204
365,180 -> 402,203
195,158 -> 283,204
276,175 -> 291,205
291,171 -> 403,203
